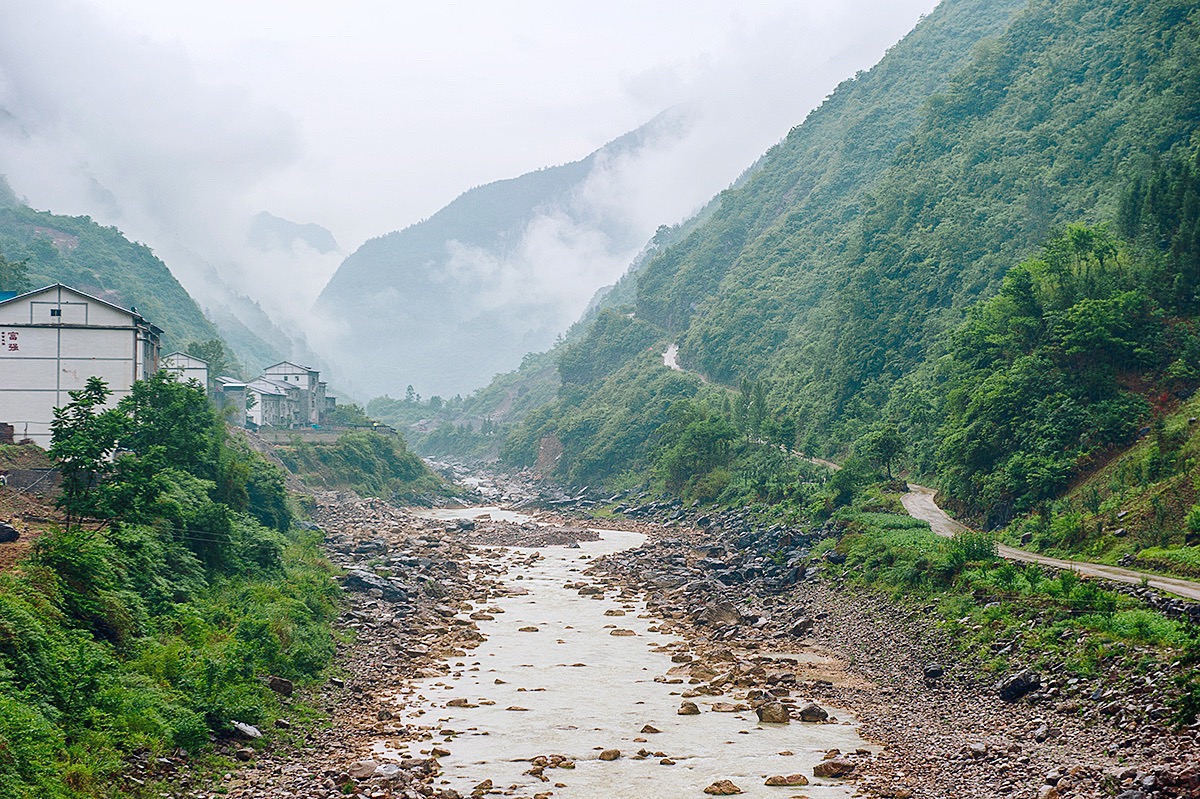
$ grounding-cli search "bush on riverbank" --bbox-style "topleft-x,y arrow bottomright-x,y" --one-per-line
830,506 -> 1198,724
0,374 -> 340,797
273,429 -> 446,502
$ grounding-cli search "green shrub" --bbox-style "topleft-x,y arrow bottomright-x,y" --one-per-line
0,694 -> 66,799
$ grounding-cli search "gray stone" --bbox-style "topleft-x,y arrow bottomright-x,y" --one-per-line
267,675 -> 294,696
997,669 -> 1041,702
797,702 -> 828,723
789,617 -> 814,636
231,721 -> 262,739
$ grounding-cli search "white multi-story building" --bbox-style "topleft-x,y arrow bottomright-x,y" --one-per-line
261,361 -> 326,426
246,377 -> 298,428
0,284 -> 162,446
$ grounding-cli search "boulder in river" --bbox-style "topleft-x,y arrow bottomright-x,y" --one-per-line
704,779 -> 744,795
756,702 -> 791,724
813,758 -> 855,778
765,774 -> 809,786
678,701 -> 701,715
797,701 -> 829,722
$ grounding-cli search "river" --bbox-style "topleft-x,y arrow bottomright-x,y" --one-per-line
382,508 -> 870,798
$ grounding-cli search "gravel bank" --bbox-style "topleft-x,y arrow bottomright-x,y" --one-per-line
177,493 -> 1197,799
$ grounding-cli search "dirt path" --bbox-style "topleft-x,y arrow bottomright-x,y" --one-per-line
902,483 -> 1200,601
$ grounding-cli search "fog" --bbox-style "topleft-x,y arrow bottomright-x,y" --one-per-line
0,0 -> 937,391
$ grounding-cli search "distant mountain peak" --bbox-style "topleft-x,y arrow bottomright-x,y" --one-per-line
249,211 -> 339,254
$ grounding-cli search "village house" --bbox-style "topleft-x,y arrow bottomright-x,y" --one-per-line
0,284 -> 162,447
260,361 -> 327,426
246,376 -> 298,428
162,351 -> 209,388
214,376 -> 249,425
163,352 -> 249,426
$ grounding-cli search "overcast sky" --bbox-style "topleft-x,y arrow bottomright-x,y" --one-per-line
0,0 -> 937,326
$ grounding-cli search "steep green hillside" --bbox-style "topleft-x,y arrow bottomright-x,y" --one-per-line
768,0 -> 1200,449
502,0 -> 1031,478
503,0 -> 1200,501
0,205 -> 222,351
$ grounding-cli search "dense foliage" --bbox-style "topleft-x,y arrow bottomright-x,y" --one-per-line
273,430 -> 444,502
557,308 -> 660,386
934,225 -> 1172,524
0,374 -> 337,798
829,509 -> 1196,722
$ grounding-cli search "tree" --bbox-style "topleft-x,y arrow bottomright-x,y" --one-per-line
118,371 -> 219,475
48,377 -> 127,527
186,338 -> 239,390
857,423 -> 907,479
0,251 -> 28,292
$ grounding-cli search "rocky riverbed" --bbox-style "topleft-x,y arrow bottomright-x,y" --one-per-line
184,488 -> 1197,799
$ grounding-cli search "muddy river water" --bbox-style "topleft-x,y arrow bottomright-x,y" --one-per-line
388,508 -> 869,798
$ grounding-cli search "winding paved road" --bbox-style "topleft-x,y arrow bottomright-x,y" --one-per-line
901,484 -> 1200,601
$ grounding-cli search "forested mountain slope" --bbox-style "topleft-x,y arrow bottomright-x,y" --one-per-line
0,195 -> 284,371
658,0 -> 1199,445
500,0 -> 1200,519
0,202 -> 222,352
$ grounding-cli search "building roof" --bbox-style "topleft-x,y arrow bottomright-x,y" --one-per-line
163,351 -> 209,367
247,378 -> 289,397
263,360 -> 317,373
0,283 -> 163,334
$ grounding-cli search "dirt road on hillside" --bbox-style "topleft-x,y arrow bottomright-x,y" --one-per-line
902,483 -> 1200,601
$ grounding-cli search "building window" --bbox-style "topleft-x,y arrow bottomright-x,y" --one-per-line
50,308 -> 62,317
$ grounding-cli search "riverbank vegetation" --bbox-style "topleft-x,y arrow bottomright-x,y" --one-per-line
0,374 -> 340,798
826,503 -> 1200,726
271,429 -> 446,503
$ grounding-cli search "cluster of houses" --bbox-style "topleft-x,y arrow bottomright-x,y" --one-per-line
0,283 -> 337,447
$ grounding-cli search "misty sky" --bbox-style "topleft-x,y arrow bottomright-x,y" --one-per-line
0,0 -> 937,340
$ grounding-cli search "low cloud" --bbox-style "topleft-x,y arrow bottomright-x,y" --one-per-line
0,0 -> 337,332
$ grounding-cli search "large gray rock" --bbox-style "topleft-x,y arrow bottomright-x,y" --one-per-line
756,702 -> 791,724
0,522 -> 19,544
267,675 -> 294,696
696,600 -> 742,627
344,569 -> 410,602
797,702 -> 829,722
997,669 -> 1041,702
231,721 -> 262,739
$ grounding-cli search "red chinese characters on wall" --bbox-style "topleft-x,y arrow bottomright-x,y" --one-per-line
0,331 -> 18,352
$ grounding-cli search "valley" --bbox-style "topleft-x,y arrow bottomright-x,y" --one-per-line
192,475 -> 1198,799
2,0 -> 1200,796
